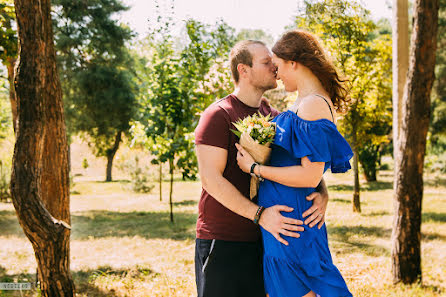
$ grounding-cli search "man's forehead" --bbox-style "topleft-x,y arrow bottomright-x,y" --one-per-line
249,44 -> 272,61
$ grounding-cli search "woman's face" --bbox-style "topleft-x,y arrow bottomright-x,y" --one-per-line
272,54 -> 298,92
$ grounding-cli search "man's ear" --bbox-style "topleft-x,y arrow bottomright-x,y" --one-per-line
237,63 -> 247,75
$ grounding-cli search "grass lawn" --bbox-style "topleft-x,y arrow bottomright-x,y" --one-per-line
0,160 -> 445,296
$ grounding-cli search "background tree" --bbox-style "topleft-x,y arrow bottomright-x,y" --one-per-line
236,28 -> 274,47
295,0 -> 393,212
134,11 -> 235,221
0,92 -> 12,201
391,0 -> 439,284
11,0 -> 75,295
429,0 -> 446,155
53,0 -> 138,182
0,0 -> 17,133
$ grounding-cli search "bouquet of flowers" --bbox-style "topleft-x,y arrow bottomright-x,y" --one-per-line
232,113 -> 276,199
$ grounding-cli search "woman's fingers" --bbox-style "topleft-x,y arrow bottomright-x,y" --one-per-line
283,223 -> 305,232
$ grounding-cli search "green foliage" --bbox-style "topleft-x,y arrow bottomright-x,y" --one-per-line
118,155 -> 155,193
82,158 -> 89,169
0,94 -> 11,201
0,0 -> 17,64
295,0 -> 392,182
0,159 -> 10,201
53,0 -> 138,158
236,28 -> 274,47
0,93 -> 11,139
429,0 -> 446,154
133,10 -> 235,181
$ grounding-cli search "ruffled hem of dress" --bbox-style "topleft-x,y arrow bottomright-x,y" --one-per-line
263,254 -> 353,297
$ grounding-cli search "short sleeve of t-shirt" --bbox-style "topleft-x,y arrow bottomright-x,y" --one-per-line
195,104 -> 230,150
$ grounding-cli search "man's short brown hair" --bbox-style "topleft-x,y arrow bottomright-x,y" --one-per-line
229,40 -> 266,83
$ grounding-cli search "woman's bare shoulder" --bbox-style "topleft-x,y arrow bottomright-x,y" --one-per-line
297,95 -> 336,123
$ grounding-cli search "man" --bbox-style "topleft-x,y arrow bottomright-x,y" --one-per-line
194,40 -> 329,297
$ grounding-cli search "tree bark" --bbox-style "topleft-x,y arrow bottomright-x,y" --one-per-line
159,163 -> 162,201
392,0 -> 439,284
105,130 -> 122,182
7,57 -> 18,135
392,0 -> 410,146
352,150 -> 361,213
169,159 -> 174,222
11,0 -> 75,296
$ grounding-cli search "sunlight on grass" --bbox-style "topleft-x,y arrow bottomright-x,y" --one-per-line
0,164 -> 444,296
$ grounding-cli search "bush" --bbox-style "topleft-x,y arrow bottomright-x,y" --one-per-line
0,159 -> 11,202
119,155 -> 155,193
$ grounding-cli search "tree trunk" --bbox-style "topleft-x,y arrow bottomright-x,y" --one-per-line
392,0 -> 410,146
10,0 -> 75,296
169,159 -> 174,222
105,130 -> 122,182
363,167 -> 377,183
352,150 -> 361,213
159,163 -> 162,201
7,57 -> 18,135
392,0 -> 439,284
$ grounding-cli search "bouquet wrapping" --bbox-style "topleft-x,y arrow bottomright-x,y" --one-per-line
232,113 -> 276,199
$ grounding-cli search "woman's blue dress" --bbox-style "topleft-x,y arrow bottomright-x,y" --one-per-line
258,110 -> 354,297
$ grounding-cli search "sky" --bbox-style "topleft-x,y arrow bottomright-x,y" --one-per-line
119,0 -> 393,40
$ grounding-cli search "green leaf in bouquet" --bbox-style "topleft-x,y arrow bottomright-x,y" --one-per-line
230,128 -> 241,138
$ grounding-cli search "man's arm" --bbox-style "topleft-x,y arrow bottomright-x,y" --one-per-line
196,144 -> 304,245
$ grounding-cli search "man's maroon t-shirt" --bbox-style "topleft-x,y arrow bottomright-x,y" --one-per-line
194,94 -> 280,242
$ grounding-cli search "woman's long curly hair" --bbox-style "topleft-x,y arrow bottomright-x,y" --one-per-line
272,30 -> 350,112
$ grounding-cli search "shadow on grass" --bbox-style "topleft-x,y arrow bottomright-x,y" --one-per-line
330,198 -> 350,204
363,211 -> 390,217
173,200 -> 197,207
0,265 -> 154,297
422,231 -> 446,241
74,265 -> 157,297
71,210 -> 197,240
424,176 -> 446,188
327,225 -> 391,257
328,181 -> 393,192
93,179 -> 131,184
328,184 -> 354,192
0,210 -> 24,237
0,210 -> 197,240
0,268 -> 36,297
422,212 -> 446,223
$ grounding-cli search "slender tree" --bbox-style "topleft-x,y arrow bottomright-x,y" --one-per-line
11,0 -> 75,295
0,0 -> 18,134
391,0 -> 439,284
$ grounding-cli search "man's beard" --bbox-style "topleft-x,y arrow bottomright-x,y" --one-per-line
253,80 -> 277,93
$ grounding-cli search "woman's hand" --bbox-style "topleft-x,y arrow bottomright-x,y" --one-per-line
235,143 -> 255,173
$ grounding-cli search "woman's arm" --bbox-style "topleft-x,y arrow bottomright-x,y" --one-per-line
236,95 -> 335,188
236,143 -> 324,188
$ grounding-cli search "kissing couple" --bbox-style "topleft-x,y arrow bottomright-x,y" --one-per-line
194,30 -> 353,297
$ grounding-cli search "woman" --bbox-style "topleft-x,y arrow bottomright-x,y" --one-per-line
236,30 -> 354,297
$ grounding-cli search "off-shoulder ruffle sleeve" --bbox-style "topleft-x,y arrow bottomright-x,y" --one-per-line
273,110 -> 353,173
